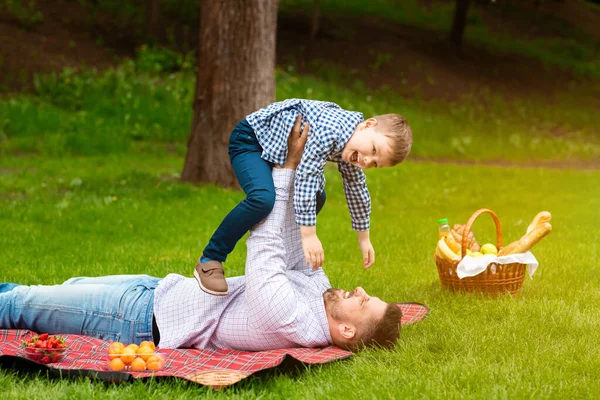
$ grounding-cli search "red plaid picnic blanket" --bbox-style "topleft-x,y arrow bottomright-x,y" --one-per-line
0,303 -> 428,389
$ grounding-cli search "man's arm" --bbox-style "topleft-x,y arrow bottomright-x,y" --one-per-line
244,117 -> 308,330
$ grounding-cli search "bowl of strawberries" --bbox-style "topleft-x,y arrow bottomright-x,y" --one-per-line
20,333 -> 68,364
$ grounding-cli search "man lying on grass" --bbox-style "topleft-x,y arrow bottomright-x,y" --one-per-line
0,121 -> 402,352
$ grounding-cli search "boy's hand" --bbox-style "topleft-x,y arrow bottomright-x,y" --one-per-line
357,231 -> 375,269
300,226 -> 324,269
283,114 -> 309,169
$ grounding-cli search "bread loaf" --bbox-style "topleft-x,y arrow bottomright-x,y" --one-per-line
498,222 -> 552,256
451,224 -> 481,252
526,211 -> 551,234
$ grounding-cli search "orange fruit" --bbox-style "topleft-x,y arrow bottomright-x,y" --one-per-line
125,344 -> 139,353
120,347 -> 136,364
146,355 -> 164,371
109,357 -> 126,371
136,345 -> 154,361
107,342 -> 124,359
139,341 -> 156,351
130,357 -> 146,371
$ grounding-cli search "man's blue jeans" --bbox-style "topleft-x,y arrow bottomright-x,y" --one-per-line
203,119 -> 326,263
0,275 -> 159,344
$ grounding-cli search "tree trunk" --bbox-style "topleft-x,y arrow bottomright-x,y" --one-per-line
181,0 -> 279,186
449,0 -> 471,50
310,0 -> 320,42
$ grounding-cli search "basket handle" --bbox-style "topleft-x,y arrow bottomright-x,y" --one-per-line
460,208 -> 503,257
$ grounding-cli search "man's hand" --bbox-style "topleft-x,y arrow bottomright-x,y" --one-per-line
282,114 -> 309,169
357,230 -> 375,269
300,226 -> 324,270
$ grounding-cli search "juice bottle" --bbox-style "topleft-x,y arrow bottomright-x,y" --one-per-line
438,218 -> 450,239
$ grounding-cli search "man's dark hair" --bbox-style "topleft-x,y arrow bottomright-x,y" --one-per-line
343,303 -> 403,352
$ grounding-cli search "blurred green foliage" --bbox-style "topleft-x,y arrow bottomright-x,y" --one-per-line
281,0 -> 460,31
76,0 -> 199,31
80,0 -> 599,77
4,60 -> 193,156
77,0 -> 144,26
1,51 -> 598,162
0,0 -> 598,160
281,0 -> 599,77
1,0 -> 43,29
134,45 -> 195,73
41,0 -> 595,77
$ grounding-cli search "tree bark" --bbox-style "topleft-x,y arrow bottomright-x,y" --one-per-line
181,0 -> 279,186
310,0 -> 320,42
449,0 -> 471,50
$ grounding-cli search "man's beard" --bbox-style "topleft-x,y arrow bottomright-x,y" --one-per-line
323,288 -> 345,320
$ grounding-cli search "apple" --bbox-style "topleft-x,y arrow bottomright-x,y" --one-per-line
480,243 -> 498,255
471,252 -> 483,257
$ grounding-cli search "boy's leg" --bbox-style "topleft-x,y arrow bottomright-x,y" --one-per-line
202,151 -> 275,262
197,120 -> 275,295
0,276 -> 160,344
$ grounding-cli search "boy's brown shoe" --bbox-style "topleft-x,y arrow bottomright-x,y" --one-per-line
194,260 -> 228,296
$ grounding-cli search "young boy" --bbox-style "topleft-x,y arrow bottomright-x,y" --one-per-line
195,98 -> 413,295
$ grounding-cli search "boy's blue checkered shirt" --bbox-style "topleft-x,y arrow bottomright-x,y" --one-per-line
246,98 -> 371,230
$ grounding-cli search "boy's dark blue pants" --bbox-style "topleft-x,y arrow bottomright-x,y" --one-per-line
202,119 -> 326,263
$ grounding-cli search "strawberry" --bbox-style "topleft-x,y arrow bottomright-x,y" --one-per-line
21,334 -> 67,364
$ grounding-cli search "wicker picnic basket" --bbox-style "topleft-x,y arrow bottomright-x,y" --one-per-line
434,208 -> 527,296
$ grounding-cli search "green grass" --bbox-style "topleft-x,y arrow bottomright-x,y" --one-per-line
1,153 -> 599,398
2,62 -> 599,163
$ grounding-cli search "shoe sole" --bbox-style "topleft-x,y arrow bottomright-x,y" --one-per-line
194,268 -> 228,296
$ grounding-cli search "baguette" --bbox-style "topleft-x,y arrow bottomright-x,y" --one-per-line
498,222 -> 552,256
526,211 -> 551,234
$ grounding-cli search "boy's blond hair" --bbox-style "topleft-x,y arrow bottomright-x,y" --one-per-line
373,114 -> 413,165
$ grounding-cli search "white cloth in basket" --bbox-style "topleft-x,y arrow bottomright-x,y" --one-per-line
456,251 -> 539,279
